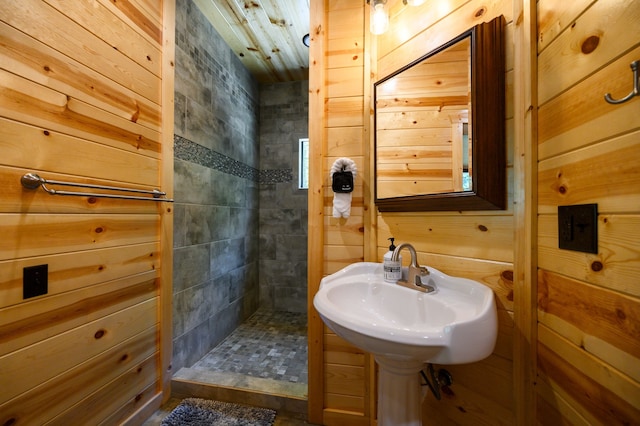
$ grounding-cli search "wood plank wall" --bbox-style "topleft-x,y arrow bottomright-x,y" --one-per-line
308,0 -> 374,424
308,0 -> 518,424
377,2 -> 516,424
0,0 -> 174,423
535,0 -> 640,423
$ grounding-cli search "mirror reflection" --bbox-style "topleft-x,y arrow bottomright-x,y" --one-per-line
375,36 -> 471,199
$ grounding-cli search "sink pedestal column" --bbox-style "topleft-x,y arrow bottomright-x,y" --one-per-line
375,357 -> 425,426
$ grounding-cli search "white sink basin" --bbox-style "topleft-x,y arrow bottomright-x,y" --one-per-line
313,262 -> 497,364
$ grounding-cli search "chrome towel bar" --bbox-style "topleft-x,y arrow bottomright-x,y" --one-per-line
20,172 -> 174,202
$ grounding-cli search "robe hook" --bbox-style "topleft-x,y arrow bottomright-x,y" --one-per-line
604,60 -> 639,104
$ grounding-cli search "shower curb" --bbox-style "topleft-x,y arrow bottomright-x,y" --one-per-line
171,367 -> 308,421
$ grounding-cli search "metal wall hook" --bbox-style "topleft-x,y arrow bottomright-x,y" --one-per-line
604,60 -> 639,104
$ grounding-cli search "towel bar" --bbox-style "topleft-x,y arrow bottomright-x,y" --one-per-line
20,172 -> 174,202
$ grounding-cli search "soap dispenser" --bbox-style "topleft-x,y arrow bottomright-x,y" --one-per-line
383,237 -> 402,282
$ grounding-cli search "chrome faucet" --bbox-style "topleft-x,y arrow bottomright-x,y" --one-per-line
391,243 -> 436,293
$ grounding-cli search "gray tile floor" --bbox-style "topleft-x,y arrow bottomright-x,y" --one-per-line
190,309 -> 308,385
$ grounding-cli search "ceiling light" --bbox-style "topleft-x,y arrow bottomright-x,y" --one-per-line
403,0 -> 426,5
368,0 -> 389,35
302,33 -> 310,47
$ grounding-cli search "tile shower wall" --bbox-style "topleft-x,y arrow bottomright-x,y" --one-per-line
172,0 -> 260,371
259,82 -> 309,312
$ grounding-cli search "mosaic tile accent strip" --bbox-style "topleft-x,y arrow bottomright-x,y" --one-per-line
174,135 -> 259,181
190,309 -> 308,384
174,135 -> 292,184
259,169 -> 293,184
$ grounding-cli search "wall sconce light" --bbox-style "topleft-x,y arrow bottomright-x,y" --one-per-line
368,0 -> 389,35
368,0 -> 426,35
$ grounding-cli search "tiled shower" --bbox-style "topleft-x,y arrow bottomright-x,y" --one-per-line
171,0 -> 309,390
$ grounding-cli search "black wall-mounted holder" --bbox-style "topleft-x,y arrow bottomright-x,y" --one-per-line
558,204 -> 598,254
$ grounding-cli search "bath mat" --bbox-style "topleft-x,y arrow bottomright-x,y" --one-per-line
161,398 -> 276,426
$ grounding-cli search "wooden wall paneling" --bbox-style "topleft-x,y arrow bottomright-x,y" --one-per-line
53,356 -> 158,425
0,0 -> 170,422
326,96 -> 365,128
442,354 -> 515,407
327,36 -> 364,69
327,127 -> 365,157
307,0 -> 327,422
0,166 -> 160,216
317,0 -> 521,424
0,214 -> 159,260
324,364 -> 366,399
539,123 -> 640,211
536,376 -> 592,426
324,393 -> 365,414
371,2 -> 519,424
326,3 -> 364,41
99,0 -> 163,43
93,0 -> 162,44
0,22 -> 161,131
536,0 -> 596,53
538,47 -> 640,162
43,0 -> 162,77
321,1 -> 372,423
377,214 -> 514,262
538,213 -> 640,296
0,167 -> 160,216
536,0 -> 640,422
323,328 -> 368,417
422,378 -> 516,425
0,298 -> 156,404
512,0 -> 538,423
129,0 -> 164,29
325,333 -> 366,363
321,410 -> 370,426
537,329 -> 640,424
539,323 -> 640,403
377,0 -> 512,78
494,309 -> 515,360
323,245 -> 365,274
0,122 -> 160,189
538,270 -> 640,377
0,69 -> 161,158
0,0 -> 160,103
159,0 -> 176,406
365,6 -> 378,266
537,0 -> 640,105
378,0 -> 467,59
0,326 -> 156,425
327,67 -> 364,98
0,272 -> 158,355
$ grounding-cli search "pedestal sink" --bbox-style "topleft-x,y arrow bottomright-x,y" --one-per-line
313,262 -> 498,426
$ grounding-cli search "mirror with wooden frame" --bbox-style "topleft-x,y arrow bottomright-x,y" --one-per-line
374,16 -> 505,212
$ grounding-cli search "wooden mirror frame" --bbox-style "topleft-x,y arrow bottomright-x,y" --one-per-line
374,16 -> 506,212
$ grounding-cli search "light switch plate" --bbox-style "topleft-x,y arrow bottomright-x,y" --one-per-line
558,204 -> 598,254
24,264 -> 48,299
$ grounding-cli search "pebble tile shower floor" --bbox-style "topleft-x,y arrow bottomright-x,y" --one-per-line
190,309 -> 308,385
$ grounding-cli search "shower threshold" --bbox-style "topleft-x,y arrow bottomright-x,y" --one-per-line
171,309 -> 308,416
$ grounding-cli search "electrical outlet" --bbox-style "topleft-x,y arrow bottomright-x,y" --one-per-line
23,264 -> 48,299
558,204 -> 598,254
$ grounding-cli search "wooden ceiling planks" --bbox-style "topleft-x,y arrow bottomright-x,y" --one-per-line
193,0 -> 310,83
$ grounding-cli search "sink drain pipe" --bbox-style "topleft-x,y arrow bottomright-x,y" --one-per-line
420,364 -> 453,400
